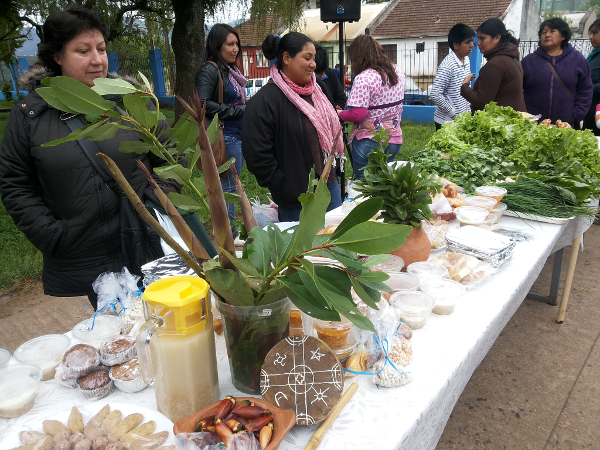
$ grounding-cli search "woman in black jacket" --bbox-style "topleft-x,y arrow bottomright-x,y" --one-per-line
0,6 -> 183,309
241,33 -> 344,221
583,18 -> 600,135
195,24 -> 247,230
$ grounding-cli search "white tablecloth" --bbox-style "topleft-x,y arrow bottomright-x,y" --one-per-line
0,215 -> 593,450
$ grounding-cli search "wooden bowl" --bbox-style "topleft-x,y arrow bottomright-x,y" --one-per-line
173,397 -> 296,450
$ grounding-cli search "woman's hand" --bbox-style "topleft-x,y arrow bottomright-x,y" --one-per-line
463,74 -> 476,85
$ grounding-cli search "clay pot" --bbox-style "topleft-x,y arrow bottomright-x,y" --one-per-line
389,226 -> 431,268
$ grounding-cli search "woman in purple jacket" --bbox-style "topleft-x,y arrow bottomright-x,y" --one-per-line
522,18 -> 592,127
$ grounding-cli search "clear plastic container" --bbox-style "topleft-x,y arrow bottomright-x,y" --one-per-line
0,349 -> 10,369
490,202 -> 508,219
479,213 -> 500,231
0,364 -> 42,419
454,206 -> 489,227
313,316 -> 353,349
331,335 -> 358,362
420,278 -> 465,315
72,315 -> 123,349
406,261 -> 449,286
385,272 -> 420,292
475,186 -> 507,206
13,335 -> 71,381
465,195 -> 497,211
369,255 -> 405,273
389,291 -> 435,329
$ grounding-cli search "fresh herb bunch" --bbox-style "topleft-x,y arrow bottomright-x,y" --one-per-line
354,128 -> 442,230
499,175 -> 599,219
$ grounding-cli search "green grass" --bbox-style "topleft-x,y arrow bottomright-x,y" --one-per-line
0,106 -> 434,290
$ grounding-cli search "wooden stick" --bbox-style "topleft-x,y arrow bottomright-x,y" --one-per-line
556,234 -> 582,323
303,382 -> 359,450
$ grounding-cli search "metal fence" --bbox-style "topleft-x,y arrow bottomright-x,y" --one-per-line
116,53 -> 154,89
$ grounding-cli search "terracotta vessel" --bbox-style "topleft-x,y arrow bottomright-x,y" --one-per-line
389,226 -> 431,268
173,396 -> 296,450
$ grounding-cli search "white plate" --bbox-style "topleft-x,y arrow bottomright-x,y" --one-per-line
0,402 -> 174,448
504,210 -> 572,225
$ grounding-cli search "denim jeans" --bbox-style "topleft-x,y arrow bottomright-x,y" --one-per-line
222,135 -> 244,226
351,137 -> 401,180
277,179 -> 343,222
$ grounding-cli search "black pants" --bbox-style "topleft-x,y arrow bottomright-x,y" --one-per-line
435,122 -> 443,131
87,292 -> 98,311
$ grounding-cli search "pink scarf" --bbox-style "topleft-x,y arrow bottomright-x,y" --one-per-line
270,65 -> 344,162
228,65 -> 247,104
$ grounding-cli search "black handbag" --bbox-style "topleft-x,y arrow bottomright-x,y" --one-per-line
63,115 -> 163,275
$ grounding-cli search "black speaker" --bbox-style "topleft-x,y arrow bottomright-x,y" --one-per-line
320,0 -> 361,23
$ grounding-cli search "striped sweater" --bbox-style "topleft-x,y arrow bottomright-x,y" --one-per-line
431,51 -> 472,124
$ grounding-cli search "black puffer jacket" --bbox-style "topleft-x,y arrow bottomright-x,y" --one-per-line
195,62 -> 245,121
0,69 -> 185,296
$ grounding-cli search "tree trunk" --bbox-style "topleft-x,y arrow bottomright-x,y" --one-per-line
171,0 -> 205,119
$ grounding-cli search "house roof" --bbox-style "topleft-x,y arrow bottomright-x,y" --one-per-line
236,14 -> 282,46
282,3 -> 390,42
371,0 -> 514,38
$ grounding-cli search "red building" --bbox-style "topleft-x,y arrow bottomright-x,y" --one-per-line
235,14 -> 283,79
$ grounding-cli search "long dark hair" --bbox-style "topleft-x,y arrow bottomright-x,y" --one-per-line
477,18 -> 518,46
539,18 -> 571,48
205,23 -> 241,67
347,35 -> 398,87
262,32 -> 313,70
38,5 -> 109,75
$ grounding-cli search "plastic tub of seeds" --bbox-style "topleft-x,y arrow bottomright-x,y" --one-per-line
475,186 -> 507,206
479,213 -> 499,231
313,316 -> 353,349
13,334 -> 71,381
369,255 -> 405,273
420,278 -> 465,315
0,364 -> 42,419
72,315 -> 123,349
454,206 -> 489,228
389,291 -> 435,330
490,202 -> 508,219
465,195 -> 497,211
406,261 -> 449,286
0,349 -> 10,369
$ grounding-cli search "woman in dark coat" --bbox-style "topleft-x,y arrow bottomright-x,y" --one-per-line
0,6 -> 183,309
583,18 -> 600,134
522,17 -> 592,127
461,18 -> 527,112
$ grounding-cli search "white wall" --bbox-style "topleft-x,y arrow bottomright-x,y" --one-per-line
377,37 -> 445,77
504,0 -> 524,38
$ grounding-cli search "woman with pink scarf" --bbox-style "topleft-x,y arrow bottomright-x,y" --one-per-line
241,33 -> 345,221
196,24 -> 247,229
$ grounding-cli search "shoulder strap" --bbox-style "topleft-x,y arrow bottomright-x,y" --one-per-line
205,61 -> 224,104
545,60 -> 575,103
63,114 -> 122,194
510,57 -> 523,75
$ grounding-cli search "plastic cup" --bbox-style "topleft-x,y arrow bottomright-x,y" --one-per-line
407,261 -> 449,286
0,349 -> 10,369
420,278 -> 465,315
369,255 -> 405,273
479,213 -> 499,231
385,272 -> 421,292
313,316 -> 353,349
491,202 -> 508,219
0,364 -> 42,419
14,334 -> 71,381
475,186 -> 507,206
389,291 -> 435,329
72,315 -> 122,349
454,206 -> 489,227
465,195 -> 497,211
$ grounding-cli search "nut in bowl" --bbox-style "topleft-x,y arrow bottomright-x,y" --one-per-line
173,396 -> 296,450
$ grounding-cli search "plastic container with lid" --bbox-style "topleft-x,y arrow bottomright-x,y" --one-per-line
389,291 -> 435,329
369,255 -> 405,273
465,195 -> 497,211
385,272 -> 420,292
420,278 -> 465,315
13,334 -> 71,381
454,206 -> 489,227
479,213 -> 499,231
406,261 -> 449,286
490,202 -> 508,219
313,316 -> 353,349
0,349 -> 10,369
72,315 -> 123,349
475,186 -> 507,206
0,364 -> 42,419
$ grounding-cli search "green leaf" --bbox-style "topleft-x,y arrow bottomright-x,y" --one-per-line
35,87 -> 79,114
138,71 -> 152,92
207,114 -> 220,145
355,270 -> 390,283
257,285 -> 288,305
150,110 -> 167,121
334,222 -> 412,254
123,93 -> 155,129
41,119 -> 108,146
280,272 -> 340,321
171,114 -> 199,155
362,254 -> 390,268
267,223 -> 295,268
223,192 -> 242,203
192,175 -> 207,196
220,249 -> 261,277
154,164 -> 192,185
331,197 -> 383,240
205,268 -> 255,307
91,77 -> 139,95
167,192 -> 204,211
84,122 -> 122,141
245,227 -> 271,277
119,141 -> 156,154
349,276 -> 380,310
218,157 -> 235,174
47,76 -> 115,115
289,182 -> 331,256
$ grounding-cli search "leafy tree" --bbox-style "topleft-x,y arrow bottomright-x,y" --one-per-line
0,0 -> 26,64
581,0 -> 600,14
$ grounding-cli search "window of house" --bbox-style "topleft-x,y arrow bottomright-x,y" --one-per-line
381,44 -> 397,64
416,42 -> 425,54
255,49 -> 270,67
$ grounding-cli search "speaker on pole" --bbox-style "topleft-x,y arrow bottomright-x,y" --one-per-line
320,0 -> 361,23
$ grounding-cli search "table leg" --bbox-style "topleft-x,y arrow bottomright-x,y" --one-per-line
526,247 -> 564,305
556,234 -> 583,324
